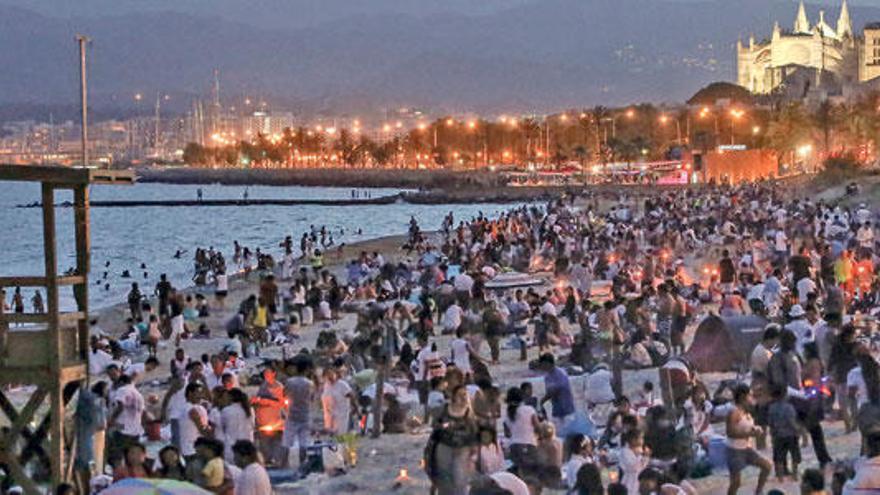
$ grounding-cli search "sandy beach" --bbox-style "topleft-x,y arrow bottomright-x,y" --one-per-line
81,181 -> 870,495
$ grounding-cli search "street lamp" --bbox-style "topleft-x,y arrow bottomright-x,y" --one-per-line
729,109 -> 745,145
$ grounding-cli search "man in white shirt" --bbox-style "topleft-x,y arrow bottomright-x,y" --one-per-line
796,276 -> 817,305
750,325 -> 779,376
786,305 -> 814,356
233,440 -> 272,495
441,302 -> 463,334
110,374 -> 145,445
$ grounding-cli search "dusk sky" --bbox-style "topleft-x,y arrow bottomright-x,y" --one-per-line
3,0 -> 880,115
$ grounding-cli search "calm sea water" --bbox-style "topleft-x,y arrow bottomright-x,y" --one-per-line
0,181 -> 523,310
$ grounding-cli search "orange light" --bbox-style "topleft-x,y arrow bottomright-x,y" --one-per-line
626,109 -> 635,119
446,118 -> 454,127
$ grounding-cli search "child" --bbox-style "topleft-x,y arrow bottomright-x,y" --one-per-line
563,434 -> 596,490
157,445 -> 186,481
766,385 -> 800,481
195,437 -> 226,491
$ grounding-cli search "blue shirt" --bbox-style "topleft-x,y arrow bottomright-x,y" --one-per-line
544,367 -> 575,418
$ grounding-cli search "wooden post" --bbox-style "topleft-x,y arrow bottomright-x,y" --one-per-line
41,184 -> 65,489
74,185 -> 90,360
0,286 -> 6,365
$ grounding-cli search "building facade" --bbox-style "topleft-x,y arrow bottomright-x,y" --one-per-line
736,0 -> 873,95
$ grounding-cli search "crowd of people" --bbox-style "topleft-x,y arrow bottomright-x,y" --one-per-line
11,180 -> 880,495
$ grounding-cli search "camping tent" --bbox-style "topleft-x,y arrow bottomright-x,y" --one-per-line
683,314 -> 767,372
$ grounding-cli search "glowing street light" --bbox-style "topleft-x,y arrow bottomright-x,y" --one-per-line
659,115 -> 669,124
134,93 -> 143,101
625,109 -> 635,119
417,123 -> 427,131
467,121 -> 477,130
446,118 -> 454,127
797,144 -> 813,157
382,124 -> 392,133
752,126 -> 761,135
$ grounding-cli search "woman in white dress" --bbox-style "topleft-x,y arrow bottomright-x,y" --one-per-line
221,388 -> 255,462
321,368 -> 354,435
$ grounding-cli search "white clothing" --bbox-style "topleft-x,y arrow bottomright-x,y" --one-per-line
111,384 -> 145,437
490,472 -> 530,495
180,403 -> 208,457
563,454 -> 589,489
585,368 -> 615,406
796,277 -> 817,305
234,462 -> 272,495
843,456 -> 880,495
442,305 -> 462,332
221,404 -> 255,461
216,274 -> 228,292
774,231 -> 788,252
321,380 -> 353,434
453,273 -> 474,293
619,446 -> 648,495
450,338 -> 472,374
503,405 -> 538,446
170,314 -> 185,340
167,388 -> 188,421
90,350 -> 114,376
787,318 -> 815,356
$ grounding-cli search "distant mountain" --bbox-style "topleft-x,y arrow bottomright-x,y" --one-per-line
2,0 -> 880,116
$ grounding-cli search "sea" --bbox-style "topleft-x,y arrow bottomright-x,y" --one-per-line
0,181 -> 526,311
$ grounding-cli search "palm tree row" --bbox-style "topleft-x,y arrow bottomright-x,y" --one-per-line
183,93 -> 880,169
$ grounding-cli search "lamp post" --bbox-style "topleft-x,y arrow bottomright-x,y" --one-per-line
76,34 -> 90,167
729,109 -> 745,145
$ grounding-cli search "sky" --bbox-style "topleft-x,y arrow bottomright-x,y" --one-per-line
2,0 -> 879,116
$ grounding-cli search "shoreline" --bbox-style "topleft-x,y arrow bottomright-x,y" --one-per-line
93,232 -> 412,330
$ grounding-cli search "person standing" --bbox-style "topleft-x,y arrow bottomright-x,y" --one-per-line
284,359 -> 315,465
537,353 -> 575,431
252,367 -> 285,467
725,384 -> 771,495
426,384 -> 478,495
321,368 -> 354,435
127,283 -> 142,320
108,375 -> 145,468
221,388 -> 255,463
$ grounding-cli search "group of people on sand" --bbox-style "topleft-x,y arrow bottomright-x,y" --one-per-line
24,179 -> 880,495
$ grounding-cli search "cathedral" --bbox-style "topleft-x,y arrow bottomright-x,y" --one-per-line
735,0 -> 880,95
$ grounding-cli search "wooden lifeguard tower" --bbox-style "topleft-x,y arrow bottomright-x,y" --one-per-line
0,165 -> 133,493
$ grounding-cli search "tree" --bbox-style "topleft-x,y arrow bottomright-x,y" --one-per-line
766,103 -> 813,162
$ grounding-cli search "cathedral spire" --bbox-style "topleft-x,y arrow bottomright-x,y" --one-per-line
794,0 -> 810,34
838,0 -> 853,38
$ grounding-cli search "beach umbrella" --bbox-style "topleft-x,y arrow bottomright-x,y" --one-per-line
100,478 -> 212,495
